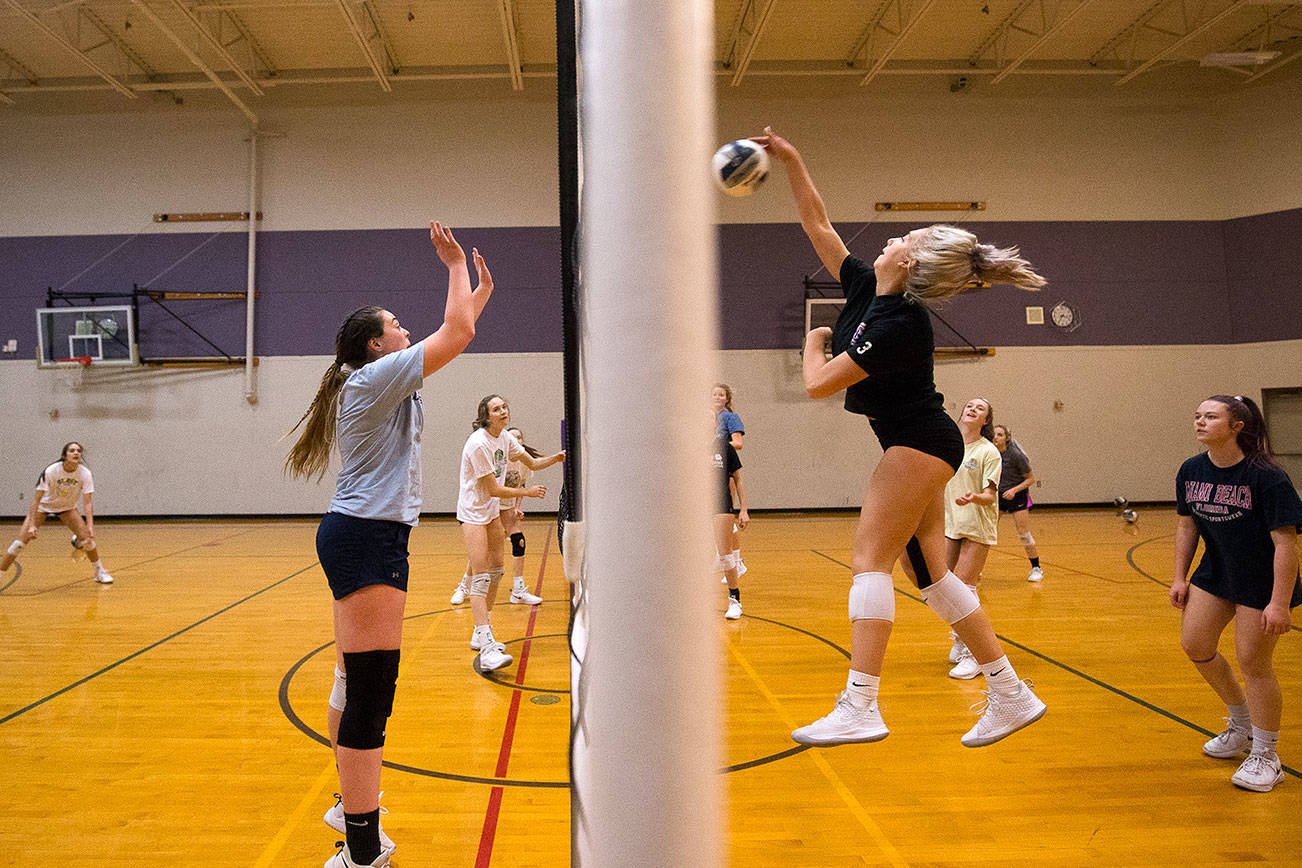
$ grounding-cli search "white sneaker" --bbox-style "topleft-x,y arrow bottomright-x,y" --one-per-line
324,842 -> 391,868
450,584 -> 468,605
323,793 -> 395,855
1203,719 -> 1252,758
948,649 -> 980,680
510,588 -> 543,605
1231,753 -> 1284,792
961,680 -> 1047,747
478,643 -> 513,671
791,692 -> 889,746
1027,566 -> 1043,583
469,630 -> 496,651
948,632 -> 966,664
93,568 -> 114,584
725,598 -> 742,620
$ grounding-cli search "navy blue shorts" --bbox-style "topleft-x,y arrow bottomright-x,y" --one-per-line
998,490 -> 1030,512
869,411 -> 964,473
316,512 -> 412,601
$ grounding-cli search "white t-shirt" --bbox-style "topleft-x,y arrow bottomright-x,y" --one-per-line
944,437 -> 1001,545
457,427 -> 526,525
37,461 -> 94,514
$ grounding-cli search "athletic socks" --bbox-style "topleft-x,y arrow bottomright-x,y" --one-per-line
728,587 -> 740,601
1251,726 -> 1279,757
1229,702 -> 1251,730
1029,556 -> 1040,568
979,655 -> 1022,696
344,808 -> 381,865
845,669 -> 879,708
512,576 -> 526,592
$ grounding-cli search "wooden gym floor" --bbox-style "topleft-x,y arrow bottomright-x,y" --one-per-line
0,508 -> 1298,866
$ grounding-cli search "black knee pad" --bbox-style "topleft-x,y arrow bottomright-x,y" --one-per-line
337,649 -> 400,750
905,536 -> 933,589
510,532 -> 526,558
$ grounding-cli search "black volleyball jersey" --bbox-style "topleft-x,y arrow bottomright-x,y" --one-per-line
831,256 -> 945,421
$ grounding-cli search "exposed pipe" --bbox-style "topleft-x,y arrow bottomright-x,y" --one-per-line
245,129 -> 259,404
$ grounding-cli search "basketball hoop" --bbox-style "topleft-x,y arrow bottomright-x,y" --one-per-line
54,355 -> 92,390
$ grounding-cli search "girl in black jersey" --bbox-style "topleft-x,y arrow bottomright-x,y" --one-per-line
1172,395 -> 1301,793
756,128 -> 1047,749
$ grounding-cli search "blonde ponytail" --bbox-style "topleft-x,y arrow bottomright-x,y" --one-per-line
905,224 -> 1045,305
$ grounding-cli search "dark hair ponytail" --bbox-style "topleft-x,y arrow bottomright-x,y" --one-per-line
284,306 -> 385,481
1208,394 -> 1278,469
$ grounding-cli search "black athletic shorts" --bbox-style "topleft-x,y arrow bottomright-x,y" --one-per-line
998,490 -> 1030,512
869,410 -> 964,472
316,511 -> 412,601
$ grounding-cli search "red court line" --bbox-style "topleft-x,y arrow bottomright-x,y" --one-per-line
474,527 -> 553,868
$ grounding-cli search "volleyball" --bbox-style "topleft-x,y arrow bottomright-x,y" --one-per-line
712,139 -> 769,197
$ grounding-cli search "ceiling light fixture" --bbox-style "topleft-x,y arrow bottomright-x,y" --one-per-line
1200,50 -> 1280,66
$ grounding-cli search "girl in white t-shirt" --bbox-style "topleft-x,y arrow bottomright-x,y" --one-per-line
457,395 -> 564,672
1,442 -> 113,584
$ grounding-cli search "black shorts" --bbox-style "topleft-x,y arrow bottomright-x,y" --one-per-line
316,511 -> 412,601
998,490 -> 1030,512
869,411 -> 964,473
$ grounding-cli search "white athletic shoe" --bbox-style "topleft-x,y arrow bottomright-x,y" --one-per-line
93,568 -> 114,584
323,793 -> 395,855
1203,719 -> 1253,758
961,680 -> 1047,747
478,644 -> 513,671
725,598 -> 742,620
450,584 -> 468,605
791,692 -> 889,746
1231,753 -> 1284,792
510,588 -> 543,605
469,630 -> 499,651
324,842 -> 391,868
948,632 -> 967,664
1027,566 -> 1044,583
948,649 -> 980,680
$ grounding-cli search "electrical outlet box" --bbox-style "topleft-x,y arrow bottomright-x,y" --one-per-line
3,339 -> 16,352
1025,306 -> 1044,325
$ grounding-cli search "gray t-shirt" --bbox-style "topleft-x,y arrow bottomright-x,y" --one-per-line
329,342 -> 425,525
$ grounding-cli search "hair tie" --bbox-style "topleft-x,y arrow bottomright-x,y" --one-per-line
1233,395 -> 1244,402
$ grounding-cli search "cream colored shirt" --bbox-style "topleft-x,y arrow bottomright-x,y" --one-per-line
944,437 -> 1001,545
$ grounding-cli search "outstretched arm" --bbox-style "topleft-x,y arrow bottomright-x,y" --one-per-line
519,451 -> 565,472
422,221 -> 479,378
753,127 -> 850,278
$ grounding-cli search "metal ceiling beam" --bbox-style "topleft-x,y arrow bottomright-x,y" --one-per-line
723,0 -> 779,86
334,0 -> 391,91
1115,0 -> 1254,84
851,0 -> 941,86
0,43 -> 40,84
1,0 -> 137,98
1245,43 -> 1302,81
969,0 -> 1099,85
496,0 -> 524,91
130,0 -> 258,123
163,0 -> 264,95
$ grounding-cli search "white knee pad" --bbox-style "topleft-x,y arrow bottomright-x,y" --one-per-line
329,665 -> 347,712
848,572 -> 895,622
712,554 -> 730,573
489,566 -> 505,584
469,571 -> 492,596
1018,532 -> 1035,546
8,540 -> 24,555
921,572 -> 981,625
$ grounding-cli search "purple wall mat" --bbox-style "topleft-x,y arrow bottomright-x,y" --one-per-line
2,210 -> 1298,359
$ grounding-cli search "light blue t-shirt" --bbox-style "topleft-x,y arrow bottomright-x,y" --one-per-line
329,342 -> 425,525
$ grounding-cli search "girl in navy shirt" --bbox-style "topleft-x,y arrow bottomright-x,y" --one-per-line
758,127 -> 1047,750
1172,394 -> 1301,793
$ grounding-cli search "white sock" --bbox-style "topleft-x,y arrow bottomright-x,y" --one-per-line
979,655 -> 1021,696
473,624 -> 493,641
513,576 -> 526,591
1228,703 -> 1251,728
845,669 -> 879,708
1250,727 -> 1279,757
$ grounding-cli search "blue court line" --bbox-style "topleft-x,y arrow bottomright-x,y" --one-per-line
811,548 -> 1300,780
0,562 -> 319,726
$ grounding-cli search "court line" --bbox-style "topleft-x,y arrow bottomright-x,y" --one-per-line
725,636 -> 910,868
476,527 -> 552,868
813,548 -> 1300,780
250,760 -> 339,868
0,561 -> 320,726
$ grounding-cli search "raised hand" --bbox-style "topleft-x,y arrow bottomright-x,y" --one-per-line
753,126 -> 799,164
472,247 -> 493,292
430,221 -> 467,267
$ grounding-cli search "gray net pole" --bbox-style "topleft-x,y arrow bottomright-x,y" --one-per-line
572,1 -> 723,866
